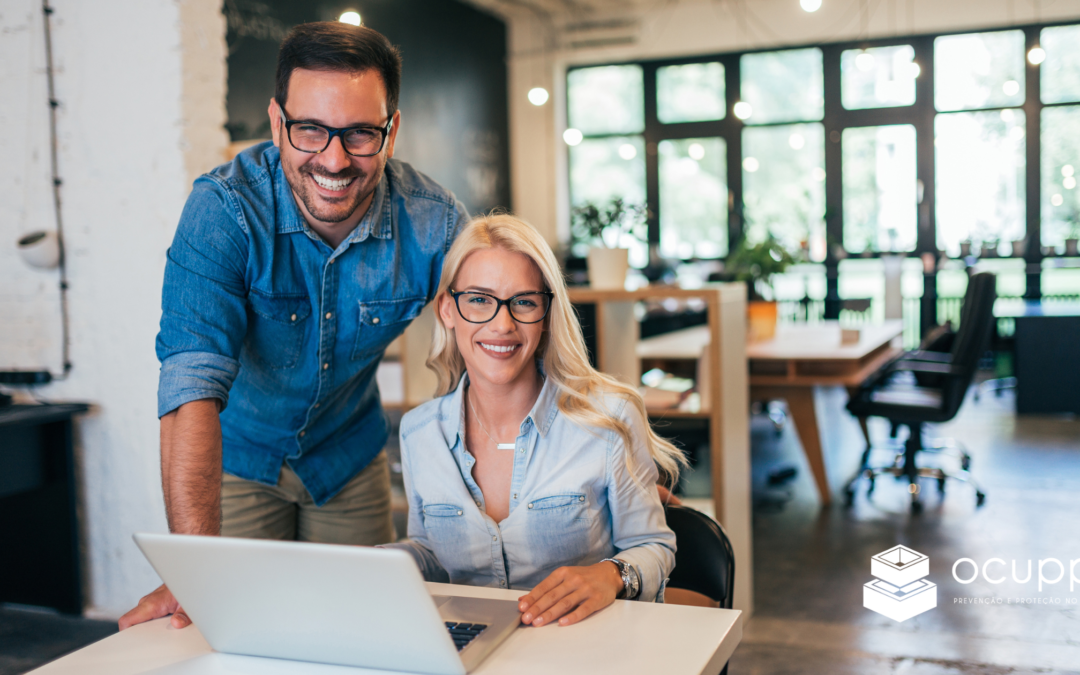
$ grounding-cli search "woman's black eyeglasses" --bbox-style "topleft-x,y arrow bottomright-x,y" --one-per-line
278,108 -> 393,157
450,290 -> 554,324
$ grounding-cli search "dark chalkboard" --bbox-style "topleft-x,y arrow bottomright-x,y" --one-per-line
224,0 -> 510,215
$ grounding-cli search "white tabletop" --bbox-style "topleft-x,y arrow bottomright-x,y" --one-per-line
31,582 -> 742,675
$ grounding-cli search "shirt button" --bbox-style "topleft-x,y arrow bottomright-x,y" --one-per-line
579,496 -> 585,502
527,503 -> 533,509
329,258 -> 336,264
500,581 -> 506,587
519,448 -> 524,454
372,317 -> 380,325
457,510 -> 463,515
290,314 -> 297,322
314,402 -> 320,408
325,312 -> 332,320
299,431 -> 306,437
475,500 -> 481,507
513,493 -> 517,499
323,363 -> 329,370
492,536 -> 498,542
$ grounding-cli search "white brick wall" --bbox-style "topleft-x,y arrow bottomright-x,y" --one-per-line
0,0 -> 227,617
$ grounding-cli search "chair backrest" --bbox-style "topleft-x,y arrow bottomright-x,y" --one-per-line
939,271 -> 997,415
663,505 -> 735,609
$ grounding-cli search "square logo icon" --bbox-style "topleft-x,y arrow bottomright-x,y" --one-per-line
864,546 -> 936,622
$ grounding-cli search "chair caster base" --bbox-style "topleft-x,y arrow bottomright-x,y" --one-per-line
911,499 -> 924,514
976,491 -> 986,507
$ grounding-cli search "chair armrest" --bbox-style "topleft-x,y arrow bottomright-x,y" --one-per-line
900,350 -> 953,364
892,361 -> 964,375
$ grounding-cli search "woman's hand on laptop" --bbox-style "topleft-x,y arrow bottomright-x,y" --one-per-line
118,584 -> 191,630
516,562 -> 624,628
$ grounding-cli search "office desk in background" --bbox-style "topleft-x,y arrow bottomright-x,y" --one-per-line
29,582 -> 743,675
995,300 -> 1080,414
639,321 -> 903,506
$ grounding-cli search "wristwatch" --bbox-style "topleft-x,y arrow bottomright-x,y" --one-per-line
602,558 -> 641,600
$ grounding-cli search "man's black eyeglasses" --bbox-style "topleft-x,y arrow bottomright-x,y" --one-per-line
450,290 -> 554,324
279,108 -> 393,157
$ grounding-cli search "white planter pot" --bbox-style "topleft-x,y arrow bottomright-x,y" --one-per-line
18,230 -> 61,270
587,247 -> 629,290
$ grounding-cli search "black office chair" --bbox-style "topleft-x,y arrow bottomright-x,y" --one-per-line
663,505 -> 735,609
844,272 -> 996,513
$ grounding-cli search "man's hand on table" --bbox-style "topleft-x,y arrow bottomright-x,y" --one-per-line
517,562 -> 624,628
118,584 -> 190,630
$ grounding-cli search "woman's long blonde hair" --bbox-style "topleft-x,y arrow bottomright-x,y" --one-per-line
427,213 -> 687,484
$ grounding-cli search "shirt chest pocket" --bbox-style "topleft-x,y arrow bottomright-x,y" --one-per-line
420,503 -> 471,559
523,493 -> 594,563
351,297 -> 426,361
244,293 -> 311,370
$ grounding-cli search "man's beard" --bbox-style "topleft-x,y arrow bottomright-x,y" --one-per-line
289,162 -> 370,224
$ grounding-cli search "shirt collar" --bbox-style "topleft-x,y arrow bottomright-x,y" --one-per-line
438,364 -> 559,450
272,149 -> 393,243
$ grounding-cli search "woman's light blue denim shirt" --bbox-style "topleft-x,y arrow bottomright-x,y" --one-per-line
384,372 -> 676,602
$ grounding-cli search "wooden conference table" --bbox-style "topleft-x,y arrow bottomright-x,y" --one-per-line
30,582 -> 742,675
639,320 -> 903,506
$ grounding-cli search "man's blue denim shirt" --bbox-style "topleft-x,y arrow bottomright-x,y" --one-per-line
156,142 -> 468,505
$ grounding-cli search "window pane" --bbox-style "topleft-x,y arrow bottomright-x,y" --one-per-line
740,48 -> 824,124
842,125 -> 917,253
567,65 -> 644,135
1042,25 -> 1080,104
841,45 -> 918,110
742,123 -> 826,260
934,30 -> 1025,112
657,62 -> 726,124
935,109 -> 1026,255
1041,106 -> 1080,250
568,136 -> 647,266
659,138 -> 728,259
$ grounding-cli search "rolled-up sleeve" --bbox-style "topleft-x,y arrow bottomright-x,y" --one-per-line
379,426 -> 450,583
155,179 -> 250,418
606,399 -> 677,602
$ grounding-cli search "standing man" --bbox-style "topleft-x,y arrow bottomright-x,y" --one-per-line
120,22 -> 467,629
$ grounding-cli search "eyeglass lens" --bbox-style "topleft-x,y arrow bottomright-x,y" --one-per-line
457,293 -> 550,323
289,123 -> 384,156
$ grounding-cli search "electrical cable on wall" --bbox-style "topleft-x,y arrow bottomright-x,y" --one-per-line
4,0 -> 72,386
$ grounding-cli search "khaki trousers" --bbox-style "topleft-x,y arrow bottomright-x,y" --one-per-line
220,452 -> 394,545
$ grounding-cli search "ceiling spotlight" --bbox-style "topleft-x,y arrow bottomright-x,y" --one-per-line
527,87 -> 549,106
563,128 -> 583,146
1028,47 -> 1046,65
800,0 -> 823,12
733,101 -> 753,120
338,10 -> 361,26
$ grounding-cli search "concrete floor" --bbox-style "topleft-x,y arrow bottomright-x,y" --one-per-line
3,386 -> 1079,674
721,386 -> 1080,675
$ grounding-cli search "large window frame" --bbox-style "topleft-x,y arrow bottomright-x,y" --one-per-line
566,21 -> 1080,326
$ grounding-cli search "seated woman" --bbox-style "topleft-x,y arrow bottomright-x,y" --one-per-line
384,213 -> 685,628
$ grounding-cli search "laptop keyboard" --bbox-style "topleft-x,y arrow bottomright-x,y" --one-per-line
445,622 -> 488,651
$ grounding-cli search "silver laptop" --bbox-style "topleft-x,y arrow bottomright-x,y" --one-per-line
133,533 -> 522,675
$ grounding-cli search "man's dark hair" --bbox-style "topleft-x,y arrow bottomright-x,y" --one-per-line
275,22 -> 402,116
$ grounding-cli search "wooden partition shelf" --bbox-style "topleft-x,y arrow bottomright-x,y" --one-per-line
568,283 -> 752,615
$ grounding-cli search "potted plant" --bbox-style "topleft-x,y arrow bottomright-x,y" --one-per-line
725,235 -> 797,341
1011,237 -> 1027,258
572,199 -> 647,290
1065,218 -> 1080,257
958,239 -> 973,258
